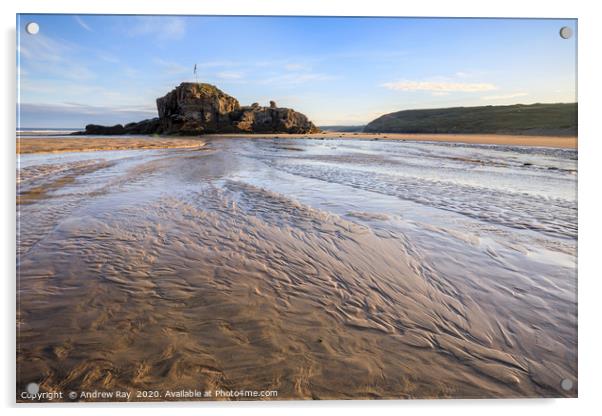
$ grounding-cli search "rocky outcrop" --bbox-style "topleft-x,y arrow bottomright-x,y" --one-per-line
156,83 -> 240,134
124,118 -> 162,134
75,82 -> 319,135
228,105 -> 318,134
80,118 -> 161,135
81,124 -> 128,135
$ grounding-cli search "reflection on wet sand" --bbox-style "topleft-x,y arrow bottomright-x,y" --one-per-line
17,137 -> 577,400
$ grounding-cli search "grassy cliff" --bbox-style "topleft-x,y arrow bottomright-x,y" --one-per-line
363,103 -> 577,136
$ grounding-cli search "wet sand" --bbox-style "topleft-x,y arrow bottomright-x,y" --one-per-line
204,132 -> 577,149
17,137 -> 205,154
17,137 -> 577,401
18,132 -> 576,156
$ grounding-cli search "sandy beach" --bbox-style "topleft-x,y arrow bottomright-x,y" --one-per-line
17,136 -> 206,154
16,136 -> 577,400
204,132 -> 577,148
17,132 -> 576,156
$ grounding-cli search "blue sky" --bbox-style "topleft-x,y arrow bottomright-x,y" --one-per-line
17,15 -> 577,128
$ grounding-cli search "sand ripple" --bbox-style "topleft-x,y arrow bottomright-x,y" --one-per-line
17,139 -> 577,401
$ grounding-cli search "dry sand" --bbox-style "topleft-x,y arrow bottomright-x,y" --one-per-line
17,137 -> 205,154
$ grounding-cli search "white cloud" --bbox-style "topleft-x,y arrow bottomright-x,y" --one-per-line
19,78 -> 159,109
382,80 -> 497,93
284,63 -> 307,71
128,17 -> 186,40
48,102 -> 156,115
122,66 -> 140,78
482,92 -> 529,100
19,33 -> 96,81
314,108 -> 397,126
259,72 -> 334,85
74,16 -> 93,32
19,102 -> 158,128
216,71 -> 244,80
197,60 -> 239,68
98,52 -> 119,63
19,34 -> 69,63
154,58 -> 189,76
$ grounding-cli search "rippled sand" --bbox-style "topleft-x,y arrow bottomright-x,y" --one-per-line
17,137 -> 577,401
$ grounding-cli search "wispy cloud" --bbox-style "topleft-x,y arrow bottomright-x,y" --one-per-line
482,92 -> 529,100
18,34 -> 69,63
98,52 -> 120,63
45,102 -> 156,115
128,17 -> 186,40
19,33 -> 96,81
216,71 -> 244,80
382,80 -> 497,93
196,60 -> 239,69
74,16 -> 93,32
19,102 -> 157,128
315,107 -> 400,125
122,65 -> 140,78
259,72 -> 335,85
154,58 -> 189,76
284,63 -> 308,71
19,79 -> 150,105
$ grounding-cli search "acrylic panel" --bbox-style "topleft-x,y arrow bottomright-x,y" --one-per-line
16,14 -> 577,402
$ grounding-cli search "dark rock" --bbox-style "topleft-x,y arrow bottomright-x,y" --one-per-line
80,124 -> 126,135
76,118 -> 162,135
156,83 -> 240,134
74,82 -> 319,135
229,105 -> 319,134
123,118 -> 162,134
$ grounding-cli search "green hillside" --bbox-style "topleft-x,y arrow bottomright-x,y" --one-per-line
363,103 -> 577,136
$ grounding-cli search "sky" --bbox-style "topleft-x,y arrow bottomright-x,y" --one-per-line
17,15 -> 577,128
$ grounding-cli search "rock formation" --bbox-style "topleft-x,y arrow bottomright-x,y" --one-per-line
156,83 -> 240,134
77,82 -> 319,135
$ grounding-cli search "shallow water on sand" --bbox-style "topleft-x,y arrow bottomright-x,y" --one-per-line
17,137 -> 577,400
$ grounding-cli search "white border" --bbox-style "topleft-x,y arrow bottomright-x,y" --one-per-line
2,1 -> 601,415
